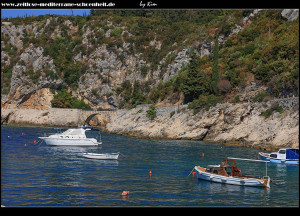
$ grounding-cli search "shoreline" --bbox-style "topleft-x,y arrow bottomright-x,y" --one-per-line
1,101 -> 299,152
1,121 -> 282,152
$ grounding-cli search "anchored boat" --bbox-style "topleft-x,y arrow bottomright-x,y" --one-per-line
38,127 -> 102,146
194,157 -> 271,188
259,148 -> 299,165
83,152 -> 119,160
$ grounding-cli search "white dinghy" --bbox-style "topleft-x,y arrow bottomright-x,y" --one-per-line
83,152 -> 119,160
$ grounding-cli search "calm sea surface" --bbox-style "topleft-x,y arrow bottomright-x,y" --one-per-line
1,125 -> 299,207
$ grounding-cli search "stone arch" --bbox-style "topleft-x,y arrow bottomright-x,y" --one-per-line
84,113 -> 107,126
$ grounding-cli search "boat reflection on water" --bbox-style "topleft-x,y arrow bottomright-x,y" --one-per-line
85,159 -> 119,166
43,145 -> 100,154
195,179 -> 271,206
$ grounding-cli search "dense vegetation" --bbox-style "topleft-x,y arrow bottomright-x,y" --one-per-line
51,89 -> 91,109
91,9 -> 299,109
146,9 -> 299,110
1,9 -> 299,110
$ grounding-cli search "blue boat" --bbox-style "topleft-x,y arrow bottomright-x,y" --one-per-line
259,148 -> 299,165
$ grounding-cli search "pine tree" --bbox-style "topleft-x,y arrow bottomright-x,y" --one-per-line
181,50 -> 199,103
181,49 -> 210,103
211,36 -> 219,95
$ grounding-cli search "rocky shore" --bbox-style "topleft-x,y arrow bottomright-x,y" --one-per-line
2,99 -> 298,151
104,102 -> 298,151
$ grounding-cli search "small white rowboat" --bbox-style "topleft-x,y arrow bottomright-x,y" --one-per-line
83,152 -> 119,160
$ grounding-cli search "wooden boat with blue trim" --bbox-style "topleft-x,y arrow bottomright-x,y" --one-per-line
194,158 -> 271,188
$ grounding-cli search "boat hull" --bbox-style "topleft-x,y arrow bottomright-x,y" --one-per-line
83,153 -> 119,160
39,137 -> 101,146
258,152 -> 270,161
269,158 -> 299,165
194,166 -> 269,187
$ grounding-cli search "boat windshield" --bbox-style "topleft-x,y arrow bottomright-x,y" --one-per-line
62,129 -> 85,136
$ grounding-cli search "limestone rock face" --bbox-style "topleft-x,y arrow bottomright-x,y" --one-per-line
4,43 -> 62,108
17,88 -> 54,110
1,18 -> 194,109
281,9 -> 299,21
3,9 -> 298,110
104,101 -> 299,150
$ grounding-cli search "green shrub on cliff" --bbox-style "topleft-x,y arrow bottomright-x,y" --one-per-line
260,103 -> 283,118
188,94 -> 221,114
253,92 -> 271,102
51,90 -> 91,109
110,27 -> 121,37
146,104 -> 157,120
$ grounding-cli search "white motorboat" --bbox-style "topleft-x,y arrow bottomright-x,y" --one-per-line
83,152 -> 119,160
194,158 -> 271,188
38,128 -> 102,146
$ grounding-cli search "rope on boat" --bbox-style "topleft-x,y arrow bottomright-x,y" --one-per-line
119,152 -> 127,158
34,138 -> 44,146
187,167 -> 195,177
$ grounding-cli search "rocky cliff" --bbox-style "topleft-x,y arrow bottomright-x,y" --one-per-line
1,14 -> 198,109
3,9 -> 298,110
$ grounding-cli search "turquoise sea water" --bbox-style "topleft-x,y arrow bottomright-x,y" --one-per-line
1,125 -> 299,207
